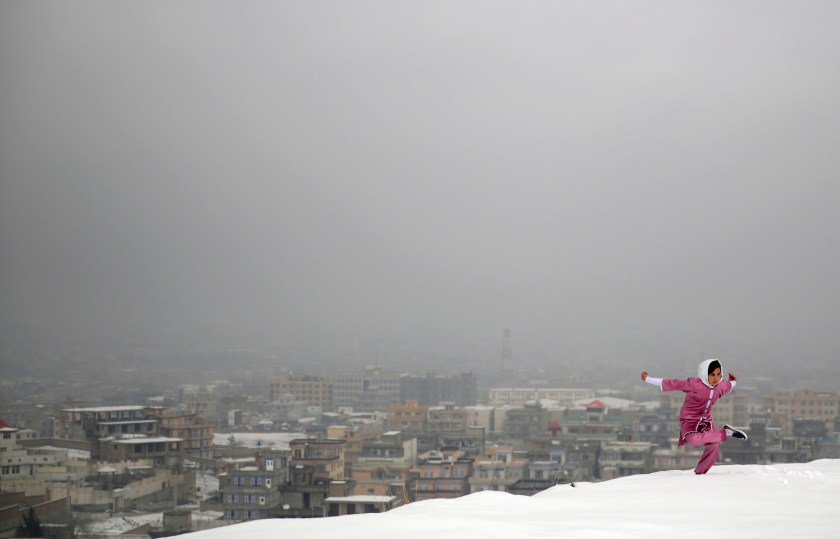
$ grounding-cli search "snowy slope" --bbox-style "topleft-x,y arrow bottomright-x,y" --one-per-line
183,460 -> 839,539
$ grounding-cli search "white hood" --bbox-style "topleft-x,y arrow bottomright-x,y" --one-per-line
698,358 -> 721,388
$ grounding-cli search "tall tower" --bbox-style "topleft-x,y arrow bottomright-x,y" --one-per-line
501,328 -> 513,377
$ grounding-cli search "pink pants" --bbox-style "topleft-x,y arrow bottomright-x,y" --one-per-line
684,428 -> 727,474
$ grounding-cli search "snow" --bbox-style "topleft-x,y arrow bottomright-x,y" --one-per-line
37,445 -> 91,460
181,460 -> 840,538
213,432 -> 304,450
195,468 -> 219,501
80,509 -> 223,536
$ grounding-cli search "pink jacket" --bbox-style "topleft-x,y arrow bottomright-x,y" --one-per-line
661,359 -> 734,446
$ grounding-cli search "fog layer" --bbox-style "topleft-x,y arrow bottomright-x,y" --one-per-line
2,2 -> 839,370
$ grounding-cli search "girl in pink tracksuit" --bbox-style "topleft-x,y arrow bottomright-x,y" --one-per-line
641,359 -> 747,474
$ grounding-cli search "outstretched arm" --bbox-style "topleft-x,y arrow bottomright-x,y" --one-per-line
641,370 -> 663,387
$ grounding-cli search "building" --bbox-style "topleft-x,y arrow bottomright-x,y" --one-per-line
148,408 -> 214,459
633,406 -> 680,449
324,494 -> 401,516
96,435 -> 184,466
1,421 -> 61,480
60,406 -> 156,449
350,431 -> 418,498
651,441 -> 704,472
399,371 -> 477,407
488,388 -> 595,406
463,405 -> 495,433
469,444 -> 528,493
526,433 -> 567,484
427,402 -> 468,435
270,374 -> 333,411
598,441 -> 654,479
277,465 -> 352,519
387,400 -> 429,433
561,440 -> 600,482
551,401 -> 628,443
0,492 -> 71,539
503,402 -> 548,440
764,390 -> 840,435
711,387 -> 750,429
415,448 -> 473,501
438,425 -> 486,458
220,450 -> 289,522
289,438 -> 346,481
333,367 -> 403,412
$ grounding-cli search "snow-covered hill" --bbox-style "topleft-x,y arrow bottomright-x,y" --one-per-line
184,460 -> 839,538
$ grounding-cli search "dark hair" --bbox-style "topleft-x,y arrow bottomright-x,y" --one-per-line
708,360 -> 721,375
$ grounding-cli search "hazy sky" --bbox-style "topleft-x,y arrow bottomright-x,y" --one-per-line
2,1 -> 839,371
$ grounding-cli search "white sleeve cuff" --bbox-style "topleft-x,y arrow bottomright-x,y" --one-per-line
644,376 -> 663,387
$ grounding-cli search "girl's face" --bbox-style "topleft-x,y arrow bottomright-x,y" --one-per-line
708,367 -> 722,387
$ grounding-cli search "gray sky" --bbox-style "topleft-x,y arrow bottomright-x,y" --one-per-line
2,1 -> 839,372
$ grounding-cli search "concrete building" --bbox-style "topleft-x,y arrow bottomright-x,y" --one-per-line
219,450 -> 289,522
399,371 -> 477,407
289,438 -> 346,481
97,436 -> 184,466
463,405 -> 495,433
415,448 -> 473,501
0,491 -> 71,539
469,444 -> 528,493
552,401 -> 628,443
277,465 -> 352,519
526,433 -> 567,483
438,425 -> 486,458
386,400 -> 428,433
60,406 -> 155,448
270,374 -> 334,411
764,390 -> 840,435
350,431 -> 418,498
503,402 -> 549,440
652,441 -> 704,472
427,402 -> 469,435
561,440 -> 600,482
333,366 -> 403,412
1,422 -> 49,479
148,408 -> 214,460
59,405 -> 176,461
598,440 -> 654,479
488,388 -> 595,406
324,494 -> 401,516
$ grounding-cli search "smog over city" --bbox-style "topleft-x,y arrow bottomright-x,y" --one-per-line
3,3 -> 840,536
3,1 -> 840,393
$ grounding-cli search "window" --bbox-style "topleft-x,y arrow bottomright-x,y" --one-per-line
228,510 -> 236,520
234,476 -> 244,486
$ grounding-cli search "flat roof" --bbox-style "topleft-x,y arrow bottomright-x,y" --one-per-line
325,495 -> 396,503
63,406 -> 146,412
97,420 -> 157,425
112,437 -> 182,444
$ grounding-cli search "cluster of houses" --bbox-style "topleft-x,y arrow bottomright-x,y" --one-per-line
2,368 -> 840,537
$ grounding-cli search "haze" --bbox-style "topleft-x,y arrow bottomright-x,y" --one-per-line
2,1 -> 839,379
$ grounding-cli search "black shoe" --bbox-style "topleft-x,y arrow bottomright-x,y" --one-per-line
724,424 -> 748,440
